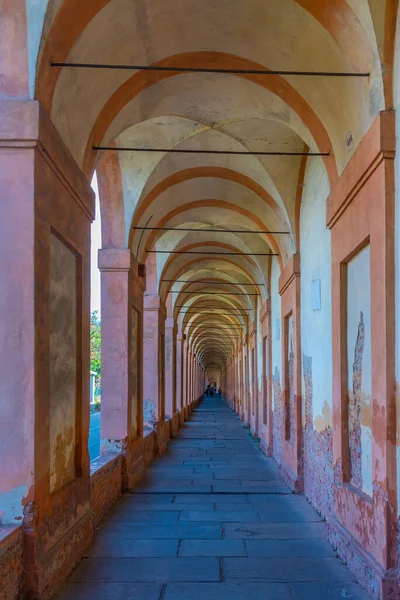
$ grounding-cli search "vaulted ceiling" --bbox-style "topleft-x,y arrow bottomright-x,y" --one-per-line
27,0 -> 395,369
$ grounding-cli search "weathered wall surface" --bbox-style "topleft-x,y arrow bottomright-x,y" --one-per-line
347,245 -> 372,496
300,158 -> 333,518
0,526 -> 23,600
393,15 -> 400,527
90,455 -> 123,528
131,307 -> 139,437
256,303 -> 264,431
49,232 -> 77,493
271,257 -> 282,461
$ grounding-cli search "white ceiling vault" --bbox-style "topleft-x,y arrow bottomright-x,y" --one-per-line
33,0 -> 389,369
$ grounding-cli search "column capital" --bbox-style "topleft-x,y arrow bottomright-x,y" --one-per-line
98,248 -> 145,289
165,317 -> 176,330
144,294 -> 166,316
0,100 -> 95,221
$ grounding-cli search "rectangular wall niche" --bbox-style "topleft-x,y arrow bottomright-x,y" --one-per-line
346,244 -> 372,496
263,336 -> 268,425
50,232 -> 78,493
131,307 -> 140,438
285,314 -> 294,441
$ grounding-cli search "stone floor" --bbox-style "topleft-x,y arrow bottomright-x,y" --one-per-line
58,396 -> 370,599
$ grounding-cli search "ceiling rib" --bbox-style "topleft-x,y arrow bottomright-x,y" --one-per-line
51,62 -> 369,77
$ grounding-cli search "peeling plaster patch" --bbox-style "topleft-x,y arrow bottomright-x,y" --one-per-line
286,326 -> 294,440
272,366 -> 282,462
303,354 -> 333,519
144,398 -> 157,429
349,311 -> 364,491
347,244 -> 372,497
314,401 -> 333,433
49,233 -> 77,493
0,485 -> 28,525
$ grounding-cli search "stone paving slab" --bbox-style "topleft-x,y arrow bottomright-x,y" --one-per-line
106,509 -> 180,523
212,482 -> 290,493
86,538 -> 179,558
69,557 -> 220,582
291,582 -> 370,599
56,396 -> 371,600
223,557 -> 355,582
173,493 -> 250,504
163,582 -> 291,599
257,508 -> 322,522
245,539 -> 336,558
58,582 -> 162,600
96,523 -> 222,539
224,521 -> 327,539
179,539 -> 246,557
116,502 -> 214,511
179,509 -> 259,522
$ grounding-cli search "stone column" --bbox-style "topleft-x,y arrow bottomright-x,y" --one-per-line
0,101 -> 94,598
165,318 -> 180,436
243,337 -> 250,426
176,334 -> 184,425
182,339 -> 189,418
238,344 -> 244,420
250,321 -> 259,436
99,248 -> 145,487
279,254 -> 303,492
186,348 -> 192,413
143,295 -> 169,454
260,300 -> 273,456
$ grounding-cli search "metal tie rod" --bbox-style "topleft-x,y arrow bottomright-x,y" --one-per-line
162,279 -> 265,285
171,291 -> 259,296
182,312 -> 248,317
174,304 -> 253,315
96,146 -> 328,157
51,62 -> 369,77
146,250 -> 277,256
136,227 -> 288,235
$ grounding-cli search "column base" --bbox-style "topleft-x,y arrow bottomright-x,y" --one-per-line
24,506 -> 93,600
154,419 -> 170,455
122,436 -> 145,490
279,460 -> 304,493
260,435 -> 273,457
179,409 -> 185,426
91,454 -> 123,528
171,411 -> 181,437
328,516 -> 399,600
144,430 -> 156,465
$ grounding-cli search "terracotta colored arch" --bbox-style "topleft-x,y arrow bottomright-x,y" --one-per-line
383,0 -> 400,108
164,256 -> 263,297
136,199 -> 284,267
162,276 -> 265,303
96,146 -> 126,247
37,0 -> 374,121
165,275 -> 256,311
129,166 -> 289,247
81,52 -> 337,183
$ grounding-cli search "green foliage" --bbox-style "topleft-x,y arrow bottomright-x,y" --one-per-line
90,310 -> 101,392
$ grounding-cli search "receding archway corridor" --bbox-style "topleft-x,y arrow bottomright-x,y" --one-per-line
2,2 -> 400,599
58,396 -> 369,600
